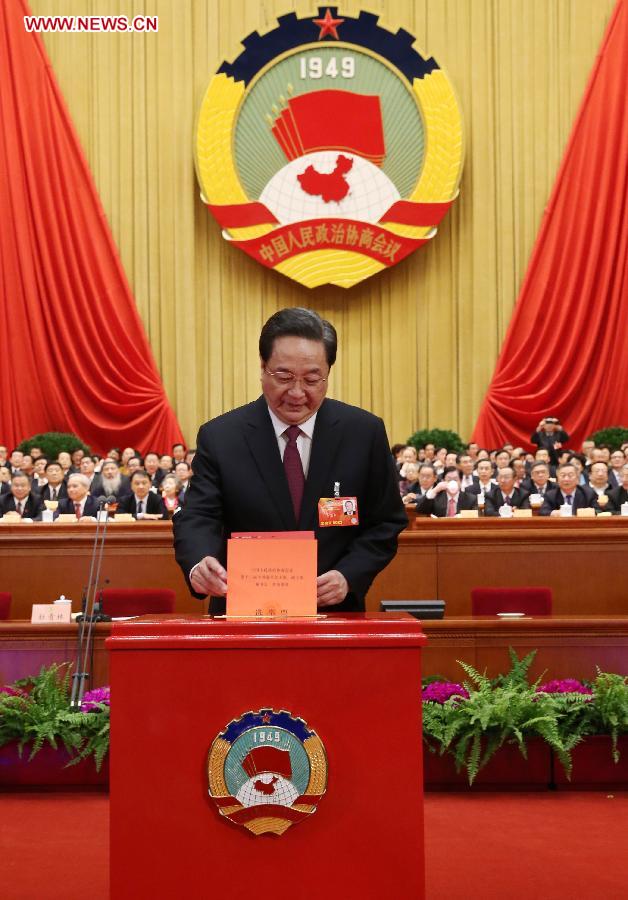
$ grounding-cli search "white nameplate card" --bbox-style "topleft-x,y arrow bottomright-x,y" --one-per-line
31,604 -> 73,624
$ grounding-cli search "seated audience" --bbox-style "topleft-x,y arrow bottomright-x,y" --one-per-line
398,445 -> 418,479
466,442 -> 479,461
398,462 -> 420,498
117,470 -> 165,519
159,454 -> 174,473
29,446 -> 43,461
119,447 -> 138,475
126,456 -> 143,477
143,451 -> 165,490
581,439 -> 595,461
32,457 -> 49,490
9,449 -> 24,474
458,454 -> 479,492
69,448 -> 85,473
100,458 -> 131,498
80,456 -> 103,495
511,458 -> 527,488
465,459 -> 496,498
540,464 -> 598,516
484,467 -> 530,516
0,446 -> 8,465
0,464 -> 11,495
494,449 -> 511,470
172,443 -> 187,465
607,463 -> 628,514
55,474 -> 100,519
107,448 -> 121,463
57,451 -> 72,474
160,474 -> 181,518
422,443 -> 436,463
40,462 -> 68,501
415,466 -> 478,517
174,461 -> 192,503
0,473 -> 43,519
587,461 -> 614,511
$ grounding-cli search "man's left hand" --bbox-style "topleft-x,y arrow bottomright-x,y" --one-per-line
316,570 -> 349,607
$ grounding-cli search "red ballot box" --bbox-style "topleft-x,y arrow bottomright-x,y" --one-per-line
108,614 -> 427,899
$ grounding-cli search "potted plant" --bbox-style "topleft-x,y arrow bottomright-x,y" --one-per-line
0,664 -> 109,786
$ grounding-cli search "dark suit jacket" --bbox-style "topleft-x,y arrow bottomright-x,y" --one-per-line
607,486 -> 628,514
0,492 -> 43,519
55,496 -> 101,518
531,429 -> 569,466
519,478 -> 554,498
484,487 -> 530,516
88,475 -> 104,497
608,470 -> 624,490
415,489 -> 478,517
539,485 -> 598,516
0,482 -> 10,496
117,492 -> 166,519
173,396 -> 407,614
39,482 -> 68,502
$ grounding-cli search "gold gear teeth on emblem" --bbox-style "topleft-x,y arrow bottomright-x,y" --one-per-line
196,73 -> 273,242
207,737 -> 231,797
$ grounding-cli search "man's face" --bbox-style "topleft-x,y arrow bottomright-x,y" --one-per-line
10,451 -> 23,468
477,449 -> 489,461
401,447 -> 417,465
531,465 -> 550,487
46,464 -> 64,486
589,463 -> 608,488
418,466 -> 436,490
0,467 -> 10,483
424,444 -> 435,460
445,452 -> 458,468
590,449 -> 605,464
30,447 -> 42,460
67,478 -> 88,502
80,457 -> 95,476
71,449 -> 84,466
582,441 -> 595,458
21,455 -> 33,474
173,445 -> 186,462
131,475 -> 151,498
127,458 -> 141,474
459,455 -> 474,476
557,466 -> 578,493
610,452 -> 624,470
467,443 -> 478,459
58,452 -> 71,469
512,460 -> 525,477
497,468 -> 515,493
34,459 -> 47,476
175,463 -> 190,482
343,500 -> 354,514
535,449 -> 550,463
477,461 -> 493,481
261,336 -> 329,426
144,453 -> 159,474
160,455 -> 173,471
0,446 -> 7,461
102,461 -> 119,480
11,476 -> 30,501
444,471 -> 461,490
495,452 -> 510,469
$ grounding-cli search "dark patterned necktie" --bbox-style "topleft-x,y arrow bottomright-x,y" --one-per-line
283,426 -> 305,520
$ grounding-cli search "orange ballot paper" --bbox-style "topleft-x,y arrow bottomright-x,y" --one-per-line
227,532 -> 317,617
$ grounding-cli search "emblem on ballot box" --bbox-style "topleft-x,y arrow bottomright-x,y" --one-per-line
195,7 -> 464,288
207,709 -> 328,835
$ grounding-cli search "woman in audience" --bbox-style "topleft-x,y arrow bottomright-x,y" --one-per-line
160,474 -> 181,518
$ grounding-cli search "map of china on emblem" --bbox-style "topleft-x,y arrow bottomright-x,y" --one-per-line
207,709 -> 328,835
195,7 -> 464,288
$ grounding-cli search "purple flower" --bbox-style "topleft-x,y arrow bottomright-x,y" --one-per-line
81,686 -> 110,712
422,681 -> 470,704
536,679 -> 593,696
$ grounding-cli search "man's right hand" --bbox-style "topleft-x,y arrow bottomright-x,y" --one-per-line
190,556 -> 228,596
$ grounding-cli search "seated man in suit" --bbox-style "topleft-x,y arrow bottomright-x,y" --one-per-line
0,464 -> 11,495
143,452 -> 165,491
0,473 -> 43,519
458,454 -> 479,492
40,461 -> 68,502
465,459 -> 497,499
484,467 -> 530,516
56,474 -> 101,519
415,466 -> 478,517
520,462 -> 554,499
607,463 -> 628,514
403,463 -> 437,507
608,451 -> 625,490
80,456 -> 103,496
587,461 -> 614,511
117,470 -> 166,519
540,463 -> 598,516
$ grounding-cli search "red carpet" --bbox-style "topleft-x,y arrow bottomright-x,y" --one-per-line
1,791 -> 627,898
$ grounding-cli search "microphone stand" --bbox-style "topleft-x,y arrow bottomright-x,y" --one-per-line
70,497 -> 115,708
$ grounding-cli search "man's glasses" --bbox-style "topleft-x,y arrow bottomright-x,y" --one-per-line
264,369 -> 327,388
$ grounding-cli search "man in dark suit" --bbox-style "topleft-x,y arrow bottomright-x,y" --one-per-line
0,474 -> 43,519
520,462 -> 554,499
117,470 -> 166,519
484,468 -> 530,516
55,474 -> 101,518
607,463 -> 628,514
415,467 -> 478,517
39,462 -> 69,502
174,308 -> 406,614
540,463 -> 599,516
531,417 -> 569,467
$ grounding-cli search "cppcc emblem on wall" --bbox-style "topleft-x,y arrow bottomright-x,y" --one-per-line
207,709 -> 328,835
195,7 -> 464,289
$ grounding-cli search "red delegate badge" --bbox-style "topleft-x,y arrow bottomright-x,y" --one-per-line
318,497 -> 359,527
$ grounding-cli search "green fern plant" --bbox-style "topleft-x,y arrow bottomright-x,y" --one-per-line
0,664 -> 109,771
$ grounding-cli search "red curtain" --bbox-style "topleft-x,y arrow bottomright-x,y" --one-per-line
0,1 -> 184,455
472,0 -> 627,451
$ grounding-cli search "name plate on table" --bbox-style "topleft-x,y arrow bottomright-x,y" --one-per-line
31,604 -> 72,623
227,532 -> 317,617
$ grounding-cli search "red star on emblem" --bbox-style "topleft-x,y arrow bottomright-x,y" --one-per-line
313,8 -> 345,40
261,712 -> 271,724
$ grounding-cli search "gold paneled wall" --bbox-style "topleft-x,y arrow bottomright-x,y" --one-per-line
33,0 -> 616,445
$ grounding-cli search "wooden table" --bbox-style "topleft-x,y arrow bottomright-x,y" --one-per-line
2,616 -> 627,689
0,518 -> 627,620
